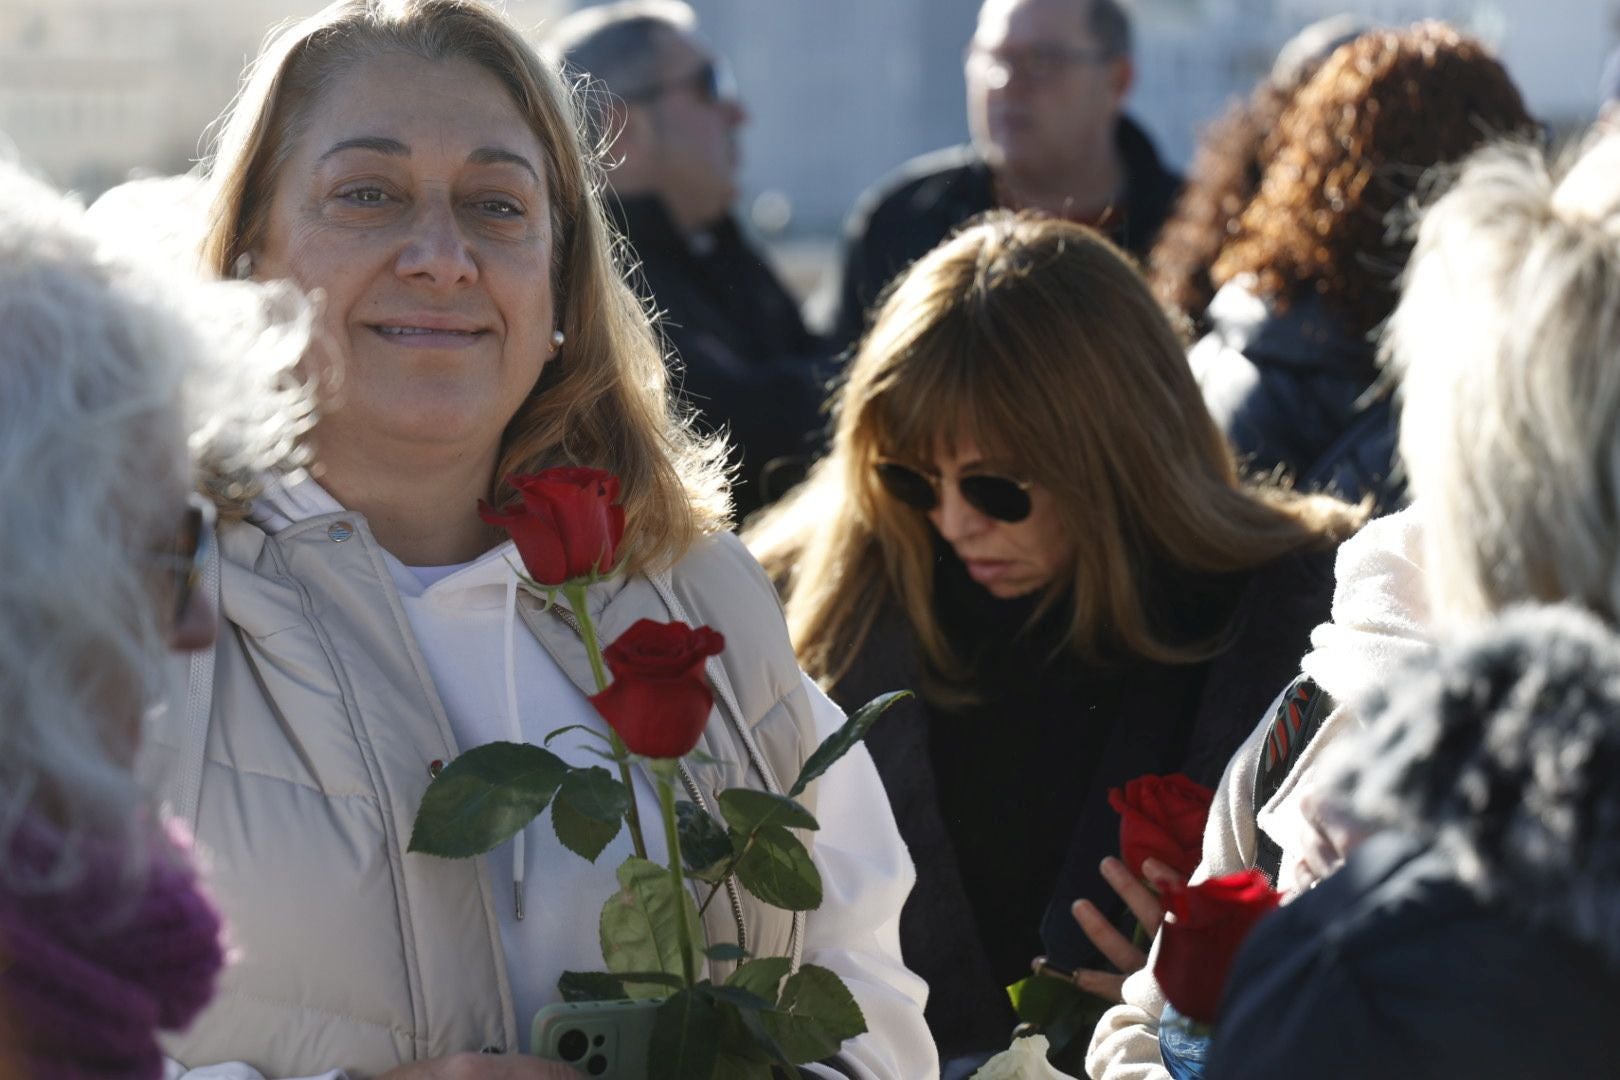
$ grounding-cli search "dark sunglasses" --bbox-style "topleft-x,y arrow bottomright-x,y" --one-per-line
874,460 -> 1034,523
153,493 -> 216,623
621,59 -> 736,105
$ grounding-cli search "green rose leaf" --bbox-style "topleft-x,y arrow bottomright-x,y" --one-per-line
1005,976 -> 1113,1070
705,942 -> 749,963
677,800 -> 735,878
408,742 -> 567,858
733,825 -> 822,911
718,788 -> 820,835
789,690 -> 911,798
699,984 -> 776,1012
725,956 -> 792,1002
601,857 -> 705,998
649,989 -> 722,1080
708,1054 -> 776,1080
710,1002 -> 781,1079
557,970 -> 629,1002
760,964 -> 868,1064
552,766 -> 630,862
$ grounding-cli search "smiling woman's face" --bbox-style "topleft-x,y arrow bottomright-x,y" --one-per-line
253,53 -> 555,464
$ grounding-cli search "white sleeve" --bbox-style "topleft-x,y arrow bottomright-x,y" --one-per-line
163,1060 -> 346,1080
795,673 -> 937,1080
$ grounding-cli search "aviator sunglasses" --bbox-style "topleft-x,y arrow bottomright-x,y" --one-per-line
874,460 -> 1034,524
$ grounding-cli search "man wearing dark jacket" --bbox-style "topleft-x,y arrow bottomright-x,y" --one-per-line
548,1 -> 828,520
832,0 -> 1182,350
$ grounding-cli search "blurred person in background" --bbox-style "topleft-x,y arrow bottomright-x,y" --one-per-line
1189,23 -> 1535,514
748,213 -> 1361,1074
0,160 -> 309,1078
546,0 -> 829,520
149,1 -> 933,1076
1208,132 -> 1620,1080
830,0 -> 1182,350
1148,15 -> 1368,334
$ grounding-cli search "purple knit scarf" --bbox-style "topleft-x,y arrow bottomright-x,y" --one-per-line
0,815 -> 224,1080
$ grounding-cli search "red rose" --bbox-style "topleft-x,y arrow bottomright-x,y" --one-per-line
589,619 -> 726,758
1154,869 -> 1281,1023
478,467 -> 625,586
1108,773 -> 1215,880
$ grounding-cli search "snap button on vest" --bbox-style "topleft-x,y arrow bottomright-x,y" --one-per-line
327,521 -> 355,543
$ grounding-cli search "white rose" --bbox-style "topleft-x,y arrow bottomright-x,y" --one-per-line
971,1035 -> 1079,1079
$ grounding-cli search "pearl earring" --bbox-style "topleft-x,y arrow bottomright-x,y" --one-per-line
550,329 -> 566,351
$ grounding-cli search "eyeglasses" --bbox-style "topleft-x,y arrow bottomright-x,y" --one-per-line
964,43 -> 1114,86
874,460 -> 1034,523
152,493 -> 216,624
621,59 -> 737,105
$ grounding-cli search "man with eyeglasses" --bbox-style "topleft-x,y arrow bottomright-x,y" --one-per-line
831,0 -> 1182,351
546,1 -> 829,521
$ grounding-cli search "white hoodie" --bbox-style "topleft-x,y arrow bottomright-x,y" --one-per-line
1086,507 -> 1433,1080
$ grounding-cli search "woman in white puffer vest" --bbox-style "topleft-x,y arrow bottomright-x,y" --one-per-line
139,3 -> 934,1079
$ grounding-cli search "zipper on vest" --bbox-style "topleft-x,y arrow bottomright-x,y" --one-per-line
545,603 -> 751,955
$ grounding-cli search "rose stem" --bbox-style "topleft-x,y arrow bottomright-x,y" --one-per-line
565,583 -> 648,862
659,771 -> 700,987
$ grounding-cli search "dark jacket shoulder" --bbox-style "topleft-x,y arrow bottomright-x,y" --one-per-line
1180,543 -> 1338,784
831,117 -> 1182,350
1191,282 -> 1403,511
607,195 -> 829,519
1211,603 -> 1620,1078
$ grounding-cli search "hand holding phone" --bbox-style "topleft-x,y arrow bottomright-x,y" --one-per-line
531,999 -> 663,1078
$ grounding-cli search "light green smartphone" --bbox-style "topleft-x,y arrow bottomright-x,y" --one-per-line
531,998 -> 663,1077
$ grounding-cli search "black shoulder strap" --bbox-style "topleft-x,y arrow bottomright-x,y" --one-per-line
1251,674 -> 1337,885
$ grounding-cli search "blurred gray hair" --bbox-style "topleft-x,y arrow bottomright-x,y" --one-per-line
544,0 -> 695,93
542,1 -> 696,150
0,161 -> 313,890
1386,133 -> 1620,624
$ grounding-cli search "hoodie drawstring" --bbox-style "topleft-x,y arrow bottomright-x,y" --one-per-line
503,572 -> 525,920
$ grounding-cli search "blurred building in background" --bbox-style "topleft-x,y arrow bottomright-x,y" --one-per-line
4,0 -> 1614,266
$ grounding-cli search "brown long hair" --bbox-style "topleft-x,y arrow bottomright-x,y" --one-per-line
199,0 -> 728,571
1212,22 -> 1535,336
748,214 -> 1364,689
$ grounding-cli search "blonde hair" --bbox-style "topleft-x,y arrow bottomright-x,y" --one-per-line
1388,133 -> 1620,624
200,0 -> 728,569
749,214 -> 1363,688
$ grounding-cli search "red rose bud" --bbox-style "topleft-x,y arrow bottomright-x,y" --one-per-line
1108,773 -> 1215,880
1154,869 -> 1282,1024
589,619 -> 726,758
478,467 -> 626,586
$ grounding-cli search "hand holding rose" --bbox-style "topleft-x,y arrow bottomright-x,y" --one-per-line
1107,773 -> 1215,880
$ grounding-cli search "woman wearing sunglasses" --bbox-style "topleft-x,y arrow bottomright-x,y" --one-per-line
747,212 -> 1363,1069
0,160 -> 309,1078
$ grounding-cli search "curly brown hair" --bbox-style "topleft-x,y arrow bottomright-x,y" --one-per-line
1212,22 -> 1535,335
1148,77 -> 1297,330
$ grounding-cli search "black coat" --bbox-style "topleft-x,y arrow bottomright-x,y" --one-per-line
829,544 -> 1337,1058
609,195 -> 831,519
1190,283 -> 1405,513
1209,604 -> 1620,1079
830,117 -> 1183,351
